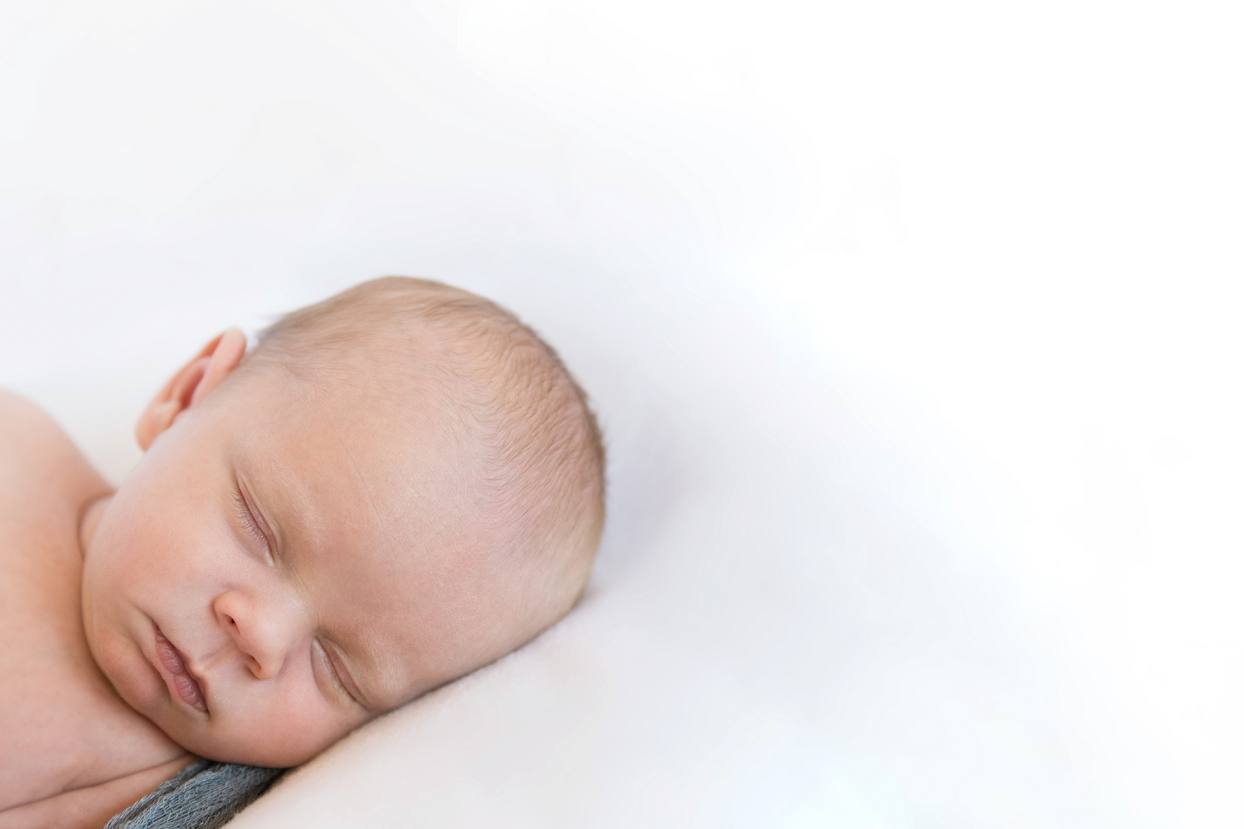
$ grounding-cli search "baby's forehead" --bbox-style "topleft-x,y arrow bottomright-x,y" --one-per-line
229,333 -> 512,544
250,400 -> 472,527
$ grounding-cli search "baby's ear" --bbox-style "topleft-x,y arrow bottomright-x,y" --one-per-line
135,328 -> 248,451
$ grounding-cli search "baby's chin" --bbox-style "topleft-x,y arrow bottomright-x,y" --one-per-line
158,723 -> 312,768
153,705 -> 342,768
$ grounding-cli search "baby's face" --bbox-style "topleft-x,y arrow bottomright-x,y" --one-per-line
80,365 -> 513,766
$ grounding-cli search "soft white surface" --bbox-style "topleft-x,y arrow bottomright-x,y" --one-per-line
2,2 -> 1242,826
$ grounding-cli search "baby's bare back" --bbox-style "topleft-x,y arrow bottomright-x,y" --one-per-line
0,391 -> 193,828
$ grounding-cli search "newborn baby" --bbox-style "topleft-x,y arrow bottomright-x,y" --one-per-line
0,276 -> 606,827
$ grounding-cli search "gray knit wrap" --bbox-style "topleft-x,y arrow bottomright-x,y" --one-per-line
104,759 -> 286,829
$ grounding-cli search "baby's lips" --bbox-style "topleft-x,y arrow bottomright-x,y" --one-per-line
155,626 -> 209,713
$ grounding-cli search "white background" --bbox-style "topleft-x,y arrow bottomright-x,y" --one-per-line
2,1 -> 1241,826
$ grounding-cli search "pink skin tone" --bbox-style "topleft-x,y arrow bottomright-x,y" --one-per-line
78,328 -> 522,767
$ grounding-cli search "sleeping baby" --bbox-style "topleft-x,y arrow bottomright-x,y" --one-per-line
0,276 -> 607,827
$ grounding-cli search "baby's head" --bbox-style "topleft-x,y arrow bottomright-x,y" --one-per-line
78,276 -> 606,767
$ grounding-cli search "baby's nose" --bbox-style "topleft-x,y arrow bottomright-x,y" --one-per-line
213,590 -> 300,680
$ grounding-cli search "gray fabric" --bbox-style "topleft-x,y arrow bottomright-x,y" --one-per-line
104,758 -> 286,829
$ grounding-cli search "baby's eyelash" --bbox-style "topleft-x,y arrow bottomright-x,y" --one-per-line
232,487 -> 270,556
315,639 -> 355,704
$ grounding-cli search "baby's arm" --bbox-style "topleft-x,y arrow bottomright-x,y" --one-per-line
0,755 -> 191,829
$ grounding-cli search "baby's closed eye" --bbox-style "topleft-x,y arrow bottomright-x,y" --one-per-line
231,486 -> 272,561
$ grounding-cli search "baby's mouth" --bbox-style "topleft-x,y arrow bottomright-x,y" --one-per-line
154,626 -> 209,714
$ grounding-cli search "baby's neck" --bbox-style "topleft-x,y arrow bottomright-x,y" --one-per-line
77,490 -> 113,563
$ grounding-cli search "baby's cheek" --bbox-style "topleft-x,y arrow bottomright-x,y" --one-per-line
198,693 -> 346,766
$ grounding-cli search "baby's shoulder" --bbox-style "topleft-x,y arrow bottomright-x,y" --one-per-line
0,387 -> 67,448
0,388 -> 108,502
